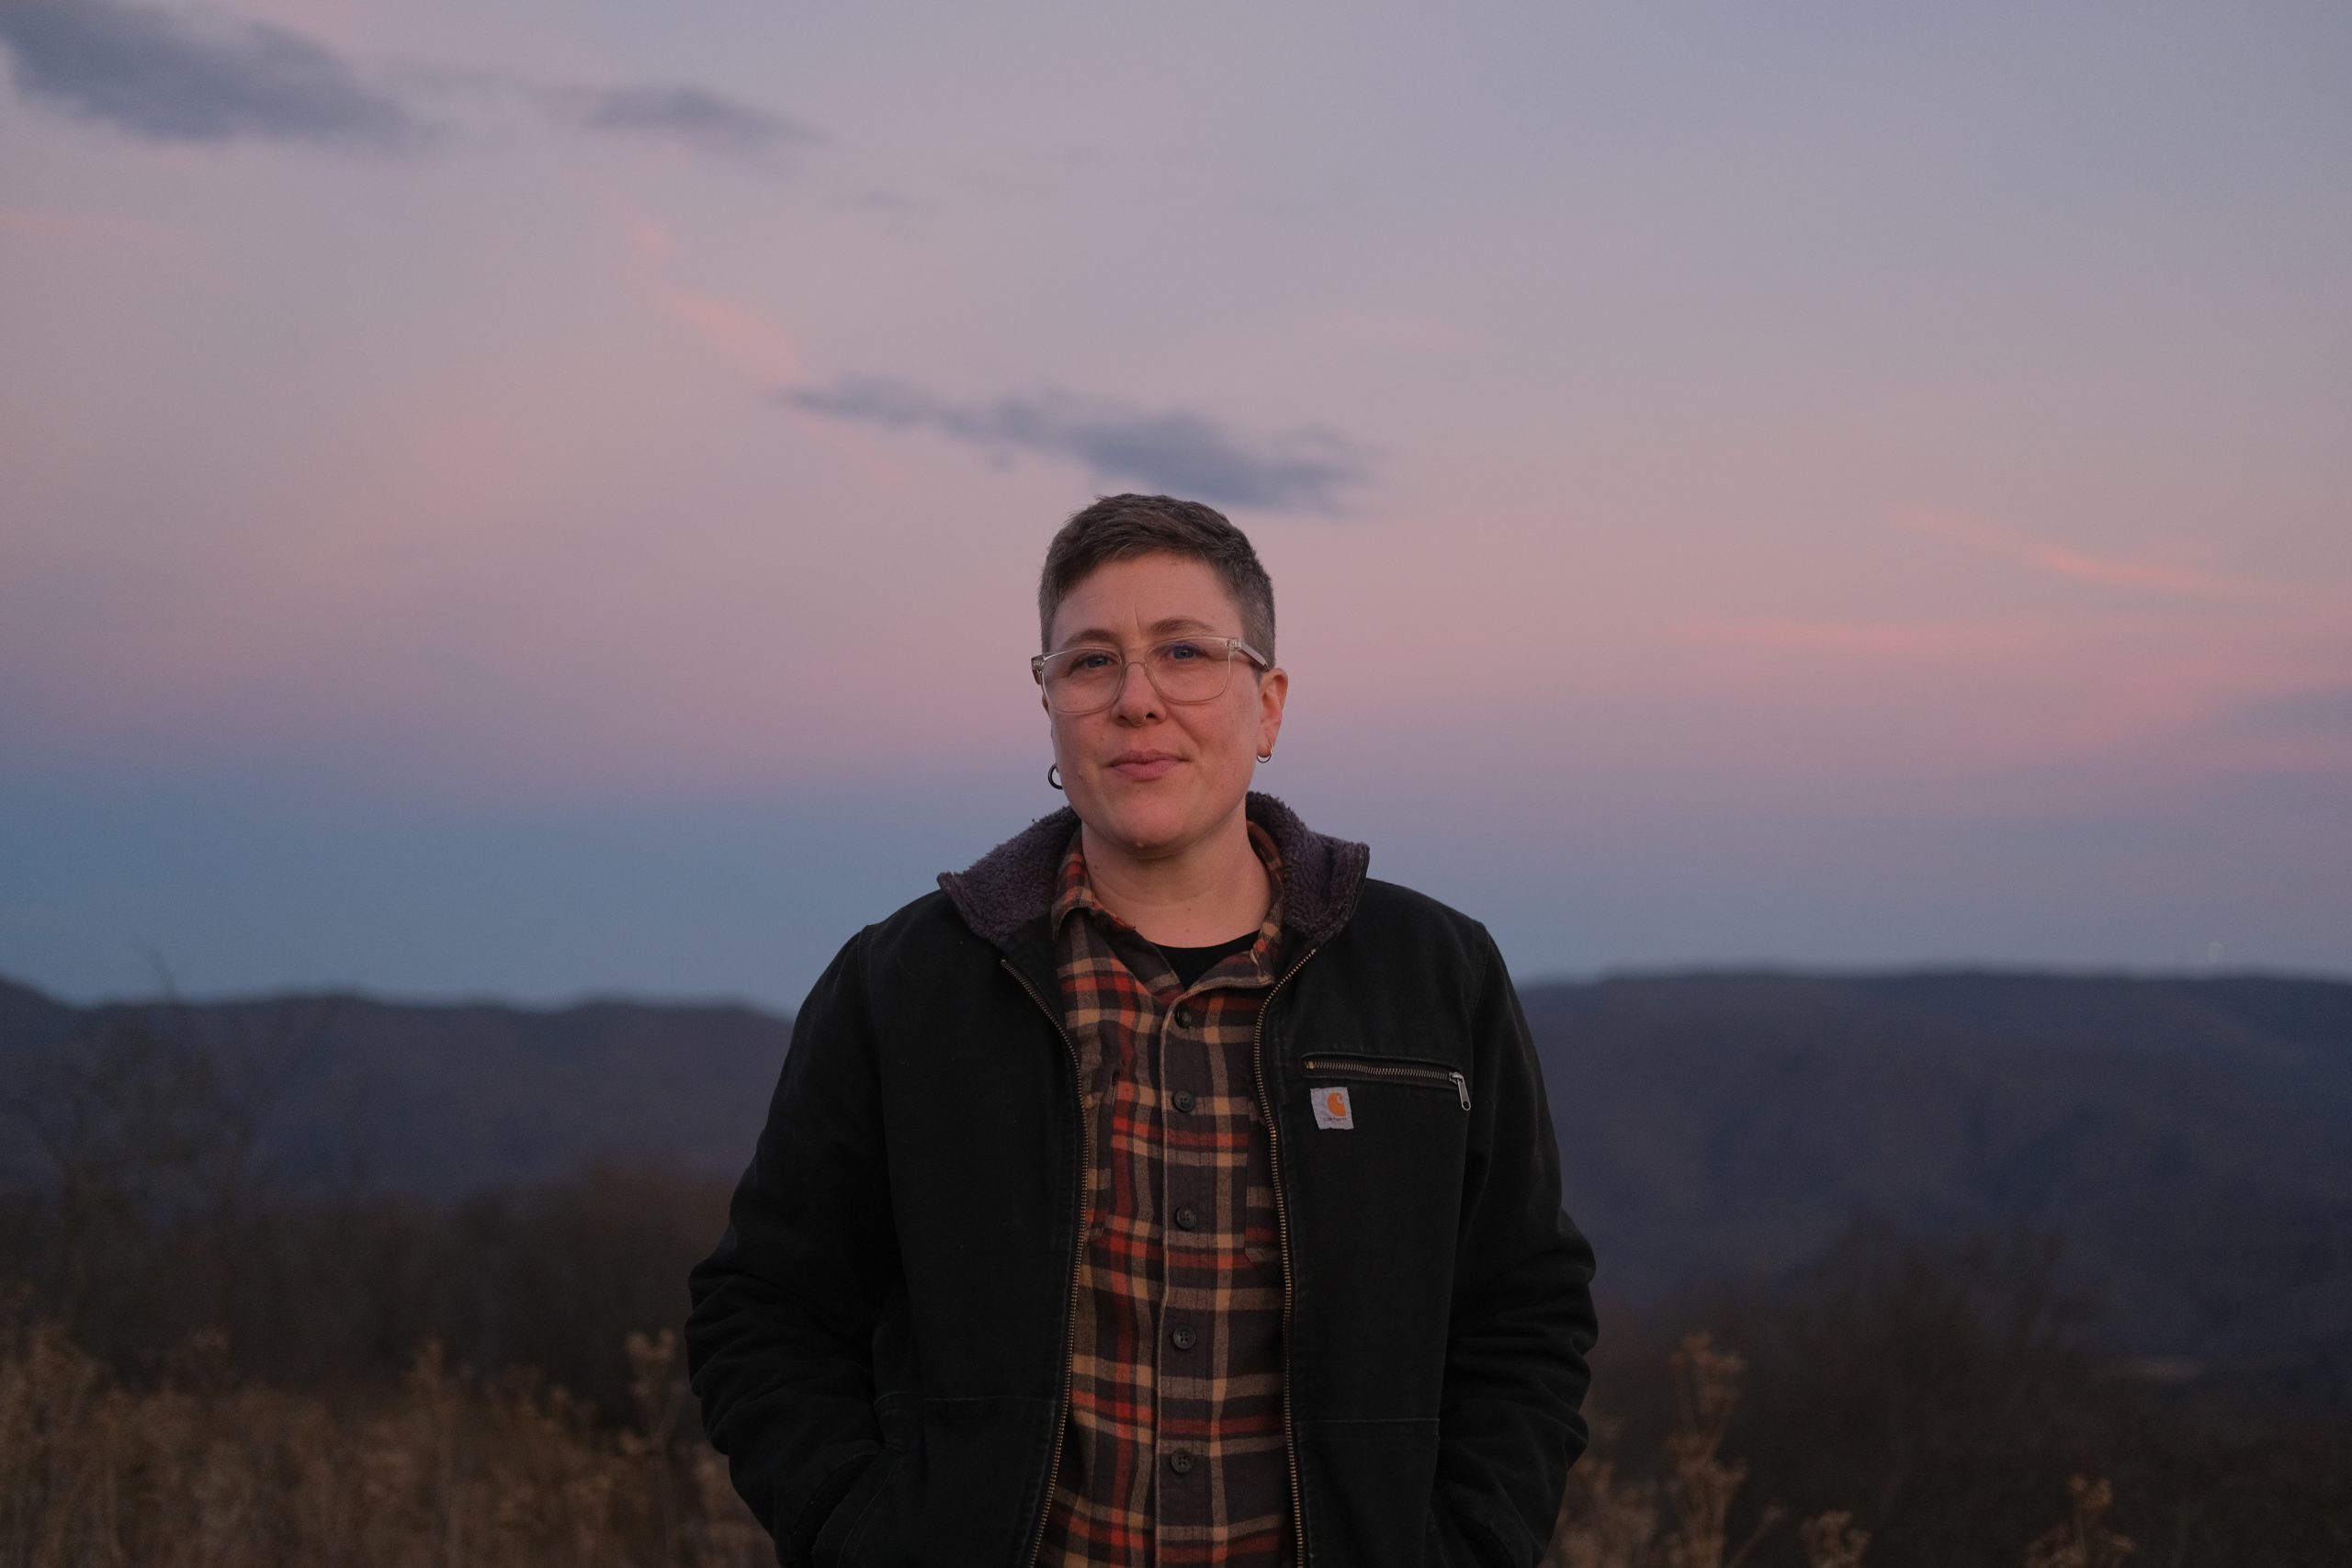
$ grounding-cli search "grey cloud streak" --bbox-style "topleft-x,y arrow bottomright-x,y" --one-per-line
0,0 -> 421,148
783,378 -> 1376,513
545,82 -> 822,168
0,3 -> 821,170
2207,683 -> 2352,740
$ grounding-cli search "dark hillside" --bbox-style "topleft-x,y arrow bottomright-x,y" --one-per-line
6,967 -> 2346,1375
1530,970 -> 2352,1372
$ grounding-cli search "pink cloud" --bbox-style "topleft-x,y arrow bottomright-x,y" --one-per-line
607,207 -> 797,383
0,208 -> 174,249
1667,616 -> 2039,660
1654,605 -> 2352,791
654,288 -> 798,383
1888,506 -> 2321,609
622,207 -> 677,262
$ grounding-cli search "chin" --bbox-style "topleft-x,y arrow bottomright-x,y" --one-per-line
1085,789 -> 1200,852
1092,775 -> 1254,852
1103,802 -> 1190,851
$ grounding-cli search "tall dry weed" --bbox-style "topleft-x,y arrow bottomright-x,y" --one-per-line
1547,1331 -> 1785,1568
1546,1426 -> 1659,1568
1799,1509 -> 1871,1568
2022,1476 -> 2133,1568
0,1309 -> 125,1567
1655,1332 -> 1783,1568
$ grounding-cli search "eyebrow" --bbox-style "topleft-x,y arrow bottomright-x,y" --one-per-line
1052,615 -> 1225,651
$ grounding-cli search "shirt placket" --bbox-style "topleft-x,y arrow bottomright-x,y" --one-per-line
1049,818 -> 1289,1568
1151,967 -> 1215,1541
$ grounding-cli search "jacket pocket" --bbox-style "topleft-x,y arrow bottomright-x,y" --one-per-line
810,1392 -> 915,1568
1298,1416 -> 1444,1568
808,1448 -> 897,1568
1299,1054 -> 1471,1110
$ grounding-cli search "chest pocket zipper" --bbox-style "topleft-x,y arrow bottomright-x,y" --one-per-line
1299,1055 -> 1471,1111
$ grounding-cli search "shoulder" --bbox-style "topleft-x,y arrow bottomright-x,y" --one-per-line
854,888 -> 1000,984
788,887 -> 990,995
786,890 -> 1009,1037
1349,875 -> 1495,957
1320,875 -> 1507,1013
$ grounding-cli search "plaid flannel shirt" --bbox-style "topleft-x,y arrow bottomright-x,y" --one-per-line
1038,818 -> 1295,1567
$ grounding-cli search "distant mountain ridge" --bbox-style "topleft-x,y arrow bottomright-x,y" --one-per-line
1519,969 -> 2352,1372
0,974 -> 789,1201
5,967 -> 2347,1374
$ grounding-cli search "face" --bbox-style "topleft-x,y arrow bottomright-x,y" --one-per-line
1043,552 -> 1287,861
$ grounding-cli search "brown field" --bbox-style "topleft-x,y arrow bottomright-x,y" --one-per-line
0,1301 -> 2164,1568
1,1310 -> 768,1568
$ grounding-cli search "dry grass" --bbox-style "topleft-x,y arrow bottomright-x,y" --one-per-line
3,1304 -> 2136,1568
0,1310 -> 764,1568
2022,1477 -> 2134,1568
1545,1331 -> 2132,1568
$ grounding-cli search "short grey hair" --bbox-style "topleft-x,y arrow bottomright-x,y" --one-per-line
1036,493 -> 1276,661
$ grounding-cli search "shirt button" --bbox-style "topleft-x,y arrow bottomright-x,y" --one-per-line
1168,1450 -> 1194,1476
1170,1325 -> 1197,1350
1173,1205 -> 1199,1231
1170,1089 -> 1195,1113
1173,1006 -> 1194,1028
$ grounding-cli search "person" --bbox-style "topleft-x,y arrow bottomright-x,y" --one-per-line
685,494 -> 1597,1567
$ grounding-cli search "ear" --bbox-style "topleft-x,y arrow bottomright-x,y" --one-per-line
1255,666 -> 1288,755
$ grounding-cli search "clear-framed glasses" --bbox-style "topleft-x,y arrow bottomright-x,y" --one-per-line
1032,635 -> 1271,716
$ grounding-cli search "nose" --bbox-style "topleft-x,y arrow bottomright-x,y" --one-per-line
1110,655 -> 1162,722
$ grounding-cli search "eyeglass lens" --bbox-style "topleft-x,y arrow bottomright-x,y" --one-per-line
1044,639 -> 1238,713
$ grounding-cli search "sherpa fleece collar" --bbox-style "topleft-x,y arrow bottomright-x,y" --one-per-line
937,791 -> 1371,951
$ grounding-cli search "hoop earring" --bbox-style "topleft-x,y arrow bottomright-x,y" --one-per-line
1256,751 -> 1272,763
1047,762 -> 1064,791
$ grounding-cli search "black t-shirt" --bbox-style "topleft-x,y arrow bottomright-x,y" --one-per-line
1154,930 -> 1260,988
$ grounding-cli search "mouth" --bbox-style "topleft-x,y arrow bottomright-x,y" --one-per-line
1107,750 -> 1182,782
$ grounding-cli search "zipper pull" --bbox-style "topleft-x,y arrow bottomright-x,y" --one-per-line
1449,1070 -> 1470,1111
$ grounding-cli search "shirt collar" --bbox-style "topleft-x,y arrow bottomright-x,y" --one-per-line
1050,818 -> 1288,948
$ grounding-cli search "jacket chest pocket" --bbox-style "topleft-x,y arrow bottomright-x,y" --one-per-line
1286,1050 -> 1474,1377
1299,1054 -> 1471,1111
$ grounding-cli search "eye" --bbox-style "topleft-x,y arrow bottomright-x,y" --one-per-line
1068,649 -> 1118,672
1161,639 -> 1208,662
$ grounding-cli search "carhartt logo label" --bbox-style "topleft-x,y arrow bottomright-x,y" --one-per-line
1310,1086 -> 1354,1129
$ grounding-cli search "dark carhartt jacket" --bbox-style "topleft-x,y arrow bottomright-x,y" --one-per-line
684,793 -> 1598,1567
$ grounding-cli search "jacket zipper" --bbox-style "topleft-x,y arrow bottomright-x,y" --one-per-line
1002,959 -> 1092,1568
1298,1055 -> 1471,1111
1254,945 -> 1320,1568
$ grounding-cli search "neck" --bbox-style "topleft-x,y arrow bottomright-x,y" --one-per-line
1079,803 -> 1271,946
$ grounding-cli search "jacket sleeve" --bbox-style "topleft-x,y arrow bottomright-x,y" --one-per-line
685,924 -> 900,1565
1428,923 -> 1599,1566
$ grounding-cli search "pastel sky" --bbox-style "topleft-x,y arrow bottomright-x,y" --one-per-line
4,0 -> 2348,1010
